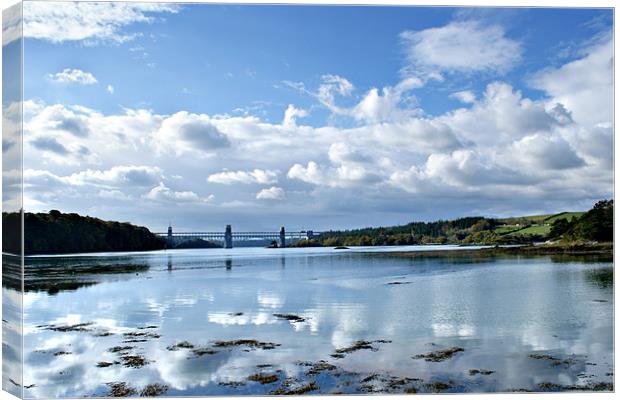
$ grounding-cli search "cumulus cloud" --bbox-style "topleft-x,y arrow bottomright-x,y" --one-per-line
144,182 -> 210,203
510,134 -> 586,170
529,35 -> 612,128
30,137 -> 69,155
66,165 -> 163,188
400,20 -> 522,77
155,111 -> 230,155
47,68 -> 98,85
107,85 -> 114,94
256,186 -> 285,200
351,79 -> 422,123
21,2 -> 179,44
450,90 -> 476,104
282,104 -> 308,128
207,169 -> 279,185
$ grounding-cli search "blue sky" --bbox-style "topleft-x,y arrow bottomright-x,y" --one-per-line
2,2 -> 614,231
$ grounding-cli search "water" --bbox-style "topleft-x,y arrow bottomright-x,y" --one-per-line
4,246 -> 614,397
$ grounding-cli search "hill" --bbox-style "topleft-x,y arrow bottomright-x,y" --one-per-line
2,210 -> 166,255
297,201 -> 610,247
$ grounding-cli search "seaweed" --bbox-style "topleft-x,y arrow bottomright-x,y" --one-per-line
413,347 -> 464,362
166,341 -> 194,351
212,339 -> 280,350
140,383 -> 168,397
120,354 -> 150,368
248,373 -> 279,385
107,382 -> 137,397
273,313 -> 306,323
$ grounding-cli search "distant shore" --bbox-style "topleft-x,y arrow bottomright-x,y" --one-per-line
375,242 -> 613,259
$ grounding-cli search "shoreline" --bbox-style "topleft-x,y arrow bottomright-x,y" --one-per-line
370,243 -> 613,259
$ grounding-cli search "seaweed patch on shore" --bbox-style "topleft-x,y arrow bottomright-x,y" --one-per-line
213,339 -> 280,350
331,340 -> 391,358
413,347 -> 464,362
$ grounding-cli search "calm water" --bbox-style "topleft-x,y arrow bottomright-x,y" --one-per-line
5,246 -> 614,397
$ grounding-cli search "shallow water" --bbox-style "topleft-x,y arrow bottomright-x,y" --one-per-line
6,246 -> 614,397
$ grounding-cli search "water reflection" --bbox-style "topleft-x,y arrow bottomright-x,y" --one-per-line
20,248 -> 613,397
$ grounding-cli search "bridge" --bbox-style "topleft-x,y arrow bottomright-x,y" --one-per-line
154,225 -> 322,248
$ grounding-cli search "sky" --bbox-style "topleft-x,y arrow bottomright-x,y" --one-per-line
1,2 -> 614,231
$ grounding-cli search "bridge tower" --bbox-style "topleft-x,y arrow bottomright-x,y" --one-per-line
167,224 -> 173,247
279,226 -> 286,248
224,225 -> 233,249
306,230 -> 314,240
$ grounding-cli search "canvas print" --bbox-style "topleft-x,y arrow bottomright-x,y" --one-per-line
1,1 -> 615,398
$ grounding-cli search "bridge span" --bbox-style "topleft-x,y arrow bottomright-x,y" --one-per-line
154,225 -> 322,248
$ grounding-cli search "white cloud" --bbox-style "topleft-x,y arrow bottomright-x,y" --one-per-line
450,90 -> 476,104
66,165 -> 163,188
144,182 -> 210,203
529,35 -> 612,128
287,161 -> 325,186
316,74 -> 355,112
509,134 -> 585,170
47,68 -> 98,85
154,111 -> 230,156
207,169 -> 279,185
256,186 -> 285,200
282,104 -> 308,128
400,20 -> 522,77
21,2 -> 179,44
107,85 -> 114,94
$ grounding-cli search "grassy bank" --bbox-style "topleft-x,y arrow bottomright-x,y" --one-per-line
380,242 -> 613,259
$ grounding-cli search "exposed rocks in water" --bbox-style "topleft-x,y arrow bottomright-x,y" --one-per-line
42,322 -> 93,332
229,312 -> 244,316
538,382 -> 613,392
360,373 -> 380,383
469,369 -> 495,376
425,380 -> 454,393
108,346 -> 134,354
166,341 -> 194,351
248,373 -> 279,385
107,382 -> 137,397
413,347 -> 464,362
139,383 -> 169,397
256,364 -> 273,368
305,360 -> 337,376
212,339 -> 280,350
53,351 -> 72,356
120,354 -> 150,368
137,325 -> 159,330
273,313 -> 306,323
270,381 -> 319,395
331,340 -> 391,358
123,331 -> 161,340
219,381 -> 246,388
190,347 -> 218,358
93,331 -> 114,337
386,281 -> 412,285
96,361 -> 118,368
334,246 -> 349,250
529,353 -> 577,367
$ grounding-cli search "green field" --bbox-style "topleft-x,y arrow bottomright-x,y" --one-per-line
543,212 -> 584,224
494,211 -> 584,238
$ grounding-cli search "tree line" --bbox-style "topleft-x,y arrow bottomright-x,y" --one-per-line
2,210 -> 166,255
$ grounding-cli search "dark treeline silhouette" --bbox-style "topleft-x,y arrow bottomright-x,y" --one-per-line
550,200 -> 613,242
2,210 -> 165,255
